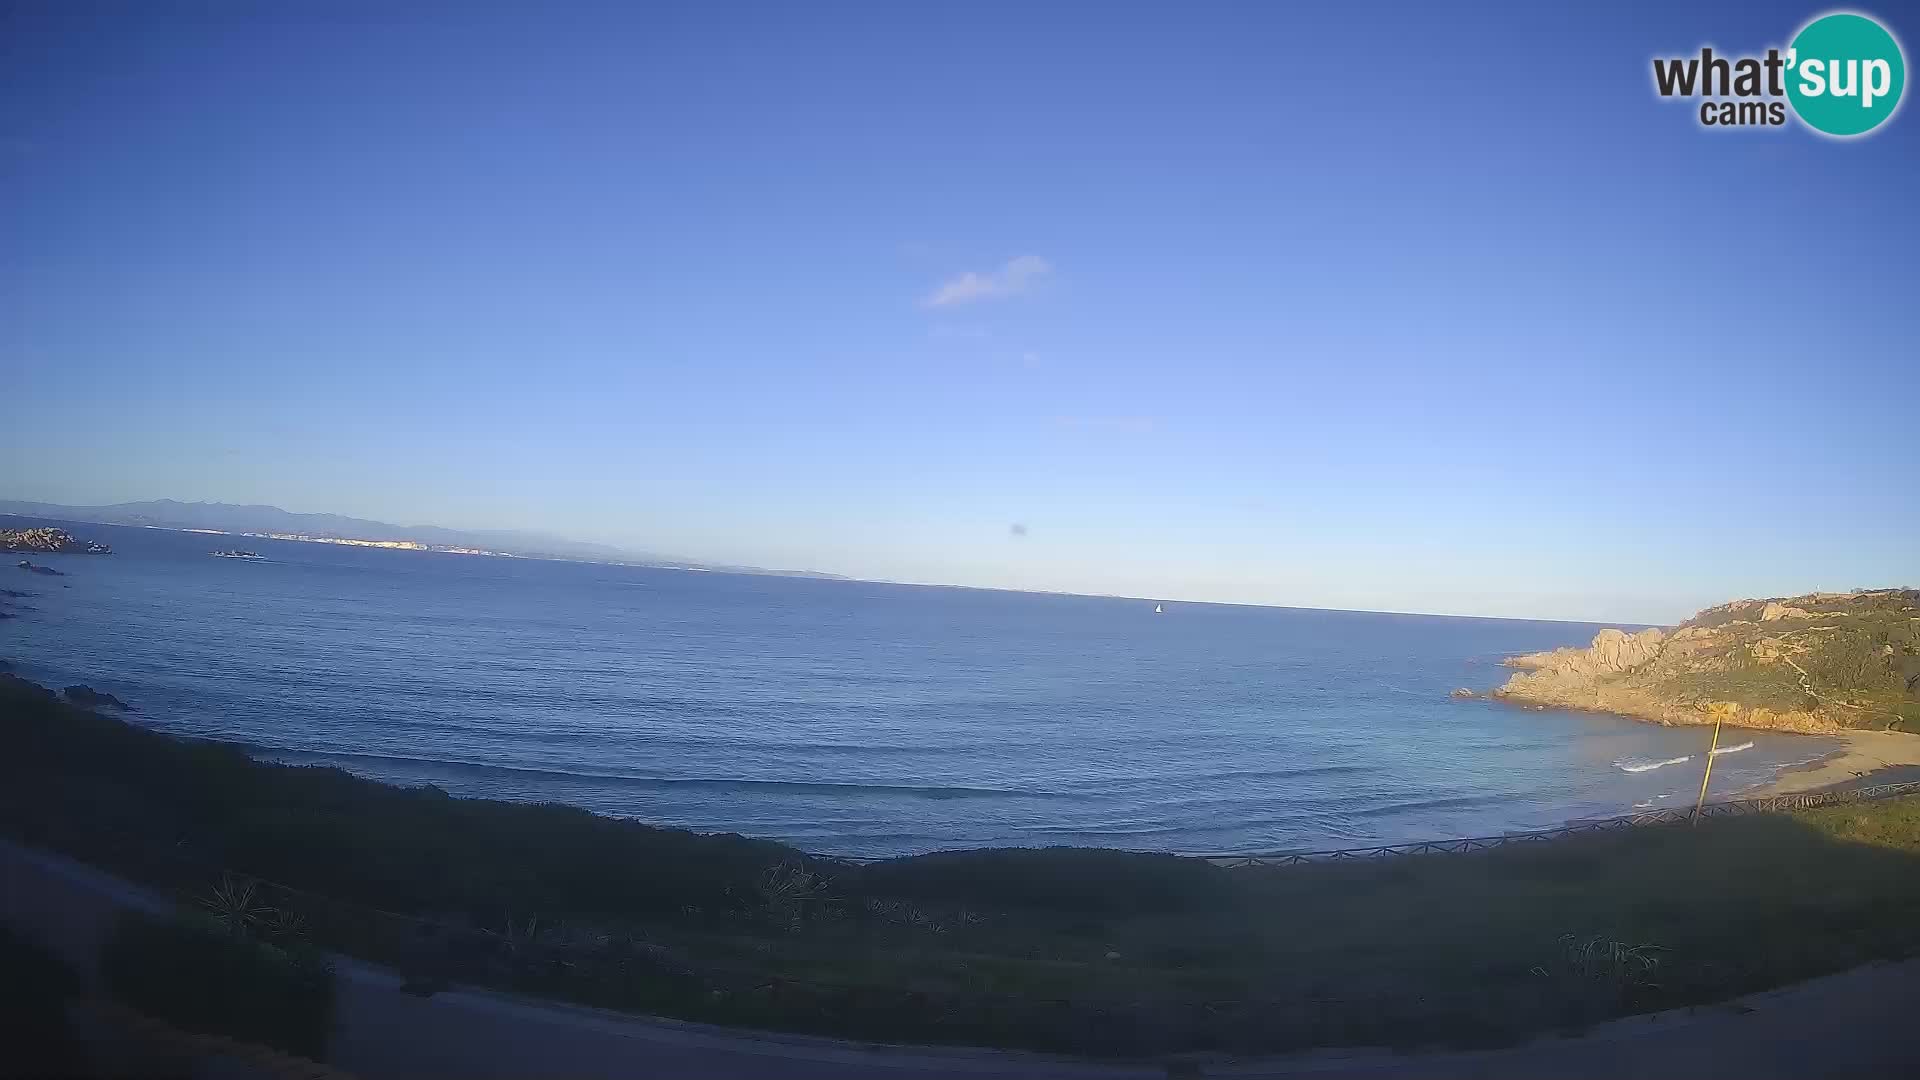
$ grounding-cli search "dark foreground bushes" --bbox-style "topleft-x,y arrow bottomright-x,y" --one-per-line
0,677 -> 1229,926
0,675 -> 798,922
9,673 -> 1920,1057
100,913 -> 336,1060
0,925 -> 86,1076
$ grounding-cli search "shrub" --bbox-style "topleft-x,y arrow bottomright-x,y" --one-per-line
752,860 -> 840,931
100,912 -> 336,1060
0,679 -> 801,922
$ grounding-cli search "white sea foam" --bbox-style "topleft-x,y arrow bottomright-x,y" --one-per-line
1709,740 -> 1755,756
1616,755 -> 1692,773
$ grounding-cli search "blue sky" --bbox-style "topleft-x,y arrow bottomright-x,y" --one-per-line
2,1 -> 1915,623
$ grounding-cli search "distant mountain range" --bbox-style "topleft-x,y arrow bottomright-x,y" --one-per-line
0,499 -> 844,579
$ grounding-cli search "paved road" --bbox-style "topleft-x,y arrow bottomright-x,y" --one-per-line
6,839 -> 1918,1078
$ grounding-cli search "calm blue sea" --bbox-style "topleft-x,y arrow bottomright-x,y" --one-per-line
1,517 -> 1839,857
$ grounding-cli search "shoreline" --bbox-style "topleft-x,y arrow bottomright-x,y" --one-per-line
1477,689 -> 1920,804
10,652 -> 1909,853
1746,730 -> 1920,797
1487,684 -> 1861,736
11,672 -> 1920,1063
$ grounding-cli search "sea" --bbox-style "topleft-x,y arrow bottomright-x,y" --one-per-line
0,517 -> 1840,858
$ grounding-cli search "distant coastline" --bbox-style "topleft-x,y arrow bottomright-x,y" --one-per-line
3,505 -> 1587,620
0,500 -> 847,581
172,526 -> 517,558
0,497 -> 1658,622
156,521 -> 842,578
2,499 -> 1699,623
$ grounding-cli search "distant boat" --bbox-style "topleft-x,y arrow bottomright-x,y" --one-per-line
1154,603 -> 1163,614
211,550 -> 262,560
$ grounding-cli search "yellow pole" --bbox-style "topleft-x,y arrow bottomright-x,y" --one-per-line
1692,709 -> 1726,825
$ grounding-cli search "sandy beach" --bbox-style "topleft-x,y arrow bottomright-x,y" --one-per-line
1750,730 -> 1920,796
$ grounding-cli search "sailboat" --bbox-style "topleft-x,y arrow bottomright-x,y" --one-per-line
1154,603 -> 1163,614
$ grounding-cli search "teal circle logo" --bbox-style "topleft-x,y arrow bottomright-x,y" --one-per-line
1787,12 -> 1906,136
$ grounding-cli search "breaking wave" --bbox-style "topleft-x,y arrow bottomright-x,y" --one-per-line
1616,754 -> 1692,774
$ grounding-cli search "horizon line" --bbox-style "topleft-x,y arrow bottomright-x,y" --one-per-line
7,500 -> 1667,628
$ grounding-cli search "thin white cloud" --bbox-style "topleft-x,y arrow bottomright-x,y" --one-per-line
922,255 -> 1052,308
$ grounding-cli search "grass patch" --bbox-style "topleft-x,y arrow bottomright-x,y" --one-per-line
100,912 -> 336,1060
853,846 -> 1234,914
1506,589 -> 1920,729
6,675 -> 1920,1057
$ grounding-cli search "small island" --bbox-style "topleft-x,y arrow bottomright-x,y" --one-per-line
0,527 -> 112,555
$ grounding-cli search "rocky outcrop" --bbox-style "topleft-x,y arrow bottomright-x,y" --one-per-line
15,561 -> 63,576
1489,589 -> 1920,734
0,528 -> 111,555
63,685 -> 130,711
1504,628 -> 1667,677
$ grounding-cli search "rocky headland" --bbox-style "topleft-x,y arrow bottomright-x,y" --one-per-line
1490,589 -> 1920,735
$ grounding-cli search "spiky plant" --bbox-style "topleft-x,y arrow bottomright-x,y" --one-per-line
199,874 -> 266,939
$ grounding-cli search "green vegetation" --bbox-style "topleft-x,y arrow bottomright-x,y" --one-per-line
1499,588 -> 1920,732
1699,599 -> 1920,722
1697,592 -> 1920,728
6,674 -> 1920,1057
100,912 -> 336,1060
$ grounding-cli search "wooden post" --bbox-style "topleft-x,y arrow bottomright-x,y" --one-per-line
1692,707 -> 1728,825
